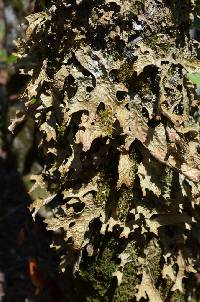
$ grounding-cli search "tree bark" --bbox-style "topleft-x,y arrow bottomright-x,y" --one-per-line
12,1 -> 200,301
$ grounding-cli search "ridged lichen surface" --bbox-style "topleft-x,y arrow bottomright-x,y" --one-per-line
10,0 -> 200,300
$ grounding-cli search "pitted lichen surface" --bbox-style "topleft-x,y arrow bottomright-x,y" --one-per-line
10,0 -> 200,300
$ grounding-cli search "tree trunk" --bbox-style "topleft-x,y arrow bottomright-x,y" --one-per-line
12,0 -> 200,301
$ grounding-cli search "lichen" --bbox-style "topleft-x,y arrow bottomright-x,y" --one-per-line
10,0 -> 200,301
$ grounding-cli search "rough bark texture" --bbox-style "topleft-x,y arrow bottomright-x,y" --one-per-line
11,0 -> 200,301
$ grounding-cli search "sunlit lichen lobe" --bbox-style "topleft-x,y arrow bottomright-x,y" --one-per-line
11,0 -> 200,300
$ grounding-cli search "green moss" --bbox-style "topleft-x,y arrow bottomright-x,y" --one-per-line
79,239 -> 118,301
30,96 -> 38,105
98,109 -> 113,137
107,41 -> 122,62
95,181 -> 111,205
141,81 -> 152,97
117,189 -> 134,222
146,244 -> 162,284
146,34 -> 174,53
78,240 -> 141,302
118,61 -> 134,86
114,262 -> 139,301
57,123 -> 66,139
159,277 -> 174,301
162,167 -> 173,201
146,35 -> 159,49
114,243 -> 139,301
171,289 -> 185,302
